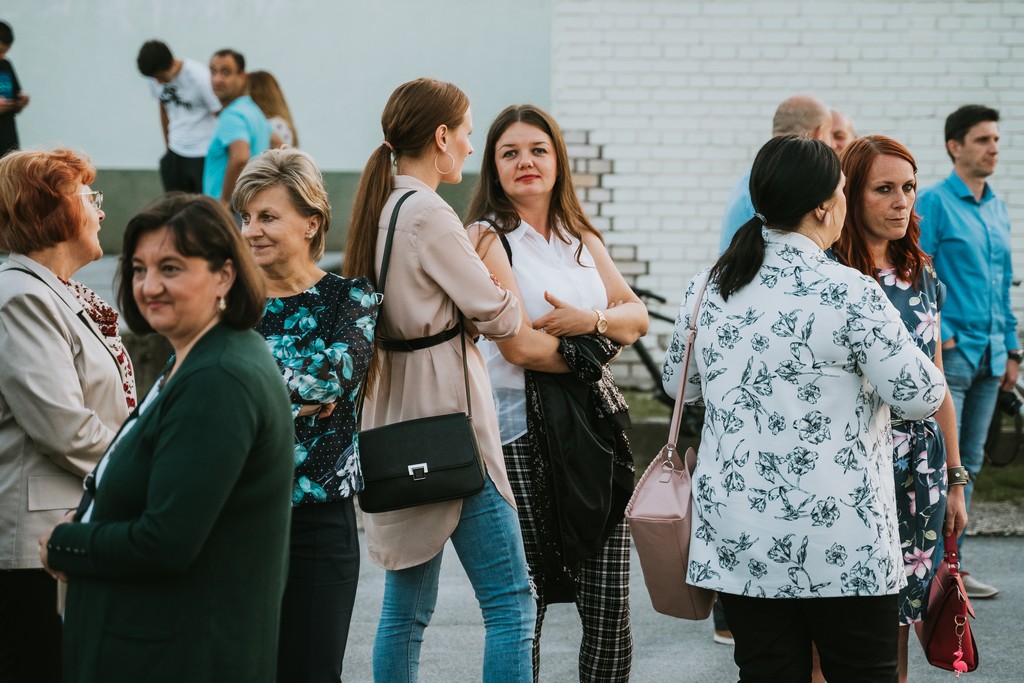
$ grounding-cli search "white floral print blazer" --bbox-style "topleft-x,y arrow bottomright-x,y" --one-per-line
662,230 -> 946,599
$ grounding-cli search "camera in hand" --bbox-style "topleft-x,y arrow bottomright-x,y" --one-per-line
997,388 -> 1024,417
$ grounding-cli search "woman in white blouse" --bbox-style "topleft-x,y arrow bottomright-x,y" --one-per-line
466,104 -> 648,682
662,135 -> 946,683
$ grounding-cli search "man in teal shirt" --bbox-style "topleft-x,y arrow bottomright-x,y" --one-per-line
918,104 -> 1018,600
203,49 -> 273,211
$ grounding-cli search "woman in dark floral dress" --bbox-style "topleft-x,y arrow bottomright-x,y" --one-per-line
834,135 -> 968,683
234,148 -> 377,683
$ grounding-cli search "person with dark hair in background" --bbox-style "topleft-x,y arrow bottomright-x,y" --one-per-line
39,194 -> 294,683
136,40 -> 221,193
833,135 -> 968,683
917,104 -> 1018,600
344,77 -> 535,682
0,149 -> 133,683
465,104 -> 647,682
663,135 -> 946,682
235,148 -> 376,682
0,21 -> 30,157
204,49 -> 274,213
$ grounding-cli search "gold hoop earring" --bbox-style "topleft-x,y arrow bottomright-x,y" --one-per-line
217,296 -> 227,312
433,152 -> 456,175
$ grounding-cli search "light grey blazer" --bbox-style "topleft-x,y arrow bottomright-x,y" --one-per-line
0,254 -> 131,569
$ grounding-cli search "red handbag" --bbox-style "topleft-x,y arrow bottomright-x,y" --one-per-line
915,542 -> 979,676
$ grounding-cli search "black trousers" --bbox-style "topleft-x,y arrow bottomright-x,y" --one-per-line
0,569 -> 62,683
277,497 -> 360,683
718,592 -> 898,683
159,149 -> 205,193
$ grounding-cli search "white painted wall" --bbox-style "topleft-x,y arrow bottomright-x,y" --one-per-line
3,0 -> 551,170
551,0 -> 1024,339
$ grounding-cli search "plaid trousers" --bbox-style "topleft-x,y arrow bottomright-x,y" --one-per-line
503,434 -> 633,682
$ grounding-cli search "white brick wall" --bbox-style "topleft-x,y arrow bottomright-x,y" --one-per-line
553,0 -> 1024,385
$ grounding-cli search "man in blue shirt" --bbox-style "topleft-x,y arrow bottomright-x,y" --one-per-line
203,49 -> 274,211
918,104 -> 1018,599
719,95 -> 833,253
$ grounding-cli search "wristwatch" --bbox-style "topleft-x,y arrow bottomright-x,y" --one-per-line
1008,350 -> 1023,363
593,308 -> 608,335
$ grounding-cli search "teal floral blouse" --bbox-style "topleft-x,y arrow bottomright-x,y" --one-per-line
256,274 -> 377,505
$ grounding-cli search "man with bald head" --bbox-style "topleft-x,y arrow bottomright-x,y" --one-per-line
719,95 -> 832,252
830,109 -> 856,154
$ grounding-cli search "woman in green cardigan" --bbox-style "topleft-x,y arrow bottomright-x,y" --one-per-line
39,193 -> 295,683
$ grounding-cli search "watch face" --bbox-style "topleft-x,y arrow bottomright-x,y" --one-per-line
597,318 -> 608,334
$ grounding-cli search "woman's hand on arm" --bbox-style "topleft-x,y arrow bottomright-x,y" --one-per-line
470,226 -> 568,373
38,511 -> 75,582
579,233 -> 649,345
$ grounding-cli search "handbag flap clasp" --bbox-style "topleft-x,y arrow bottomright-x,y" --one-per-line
408,463 -> 429,481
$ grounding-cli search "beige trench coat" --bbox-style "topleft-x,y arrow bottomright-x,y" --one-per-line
0,254 -> 131,569
361,176 -> 522,570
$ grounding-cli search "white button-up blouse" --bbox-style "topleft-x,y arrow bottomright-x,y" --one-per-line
662,230 -> 946,599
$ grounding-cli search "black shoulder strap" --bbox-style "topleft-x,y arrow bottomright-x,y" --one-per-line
376,190 -> 417,300
480,218 -> 513,266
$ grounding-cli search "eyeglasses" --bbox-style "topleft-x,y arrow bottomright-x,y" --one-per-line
79,190 -> 103,211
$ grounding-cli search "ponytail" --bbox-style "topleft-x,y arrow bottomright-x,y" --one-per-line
342,145 -> 393,397
342,145 -> 394,284
708,217 -> 766,301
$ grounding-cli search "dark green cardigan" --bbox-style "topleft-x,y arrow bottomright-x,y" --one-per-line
48,324 -> 294,683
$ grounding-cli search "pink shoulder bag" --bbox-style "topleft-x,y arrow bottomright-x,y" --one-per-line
626,276 -> 715,620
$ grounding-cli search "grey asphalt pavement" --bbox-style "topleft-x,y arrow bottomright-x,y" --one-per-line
343,536 -> 1023,682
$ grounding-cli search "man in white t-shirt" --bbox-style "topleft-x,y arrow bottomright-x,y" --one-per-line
137,40 -> 221,193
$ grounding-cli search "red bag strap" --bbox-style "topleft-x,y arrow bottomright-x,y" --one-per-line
667,274 -> 711,450
942,536 -> 960,577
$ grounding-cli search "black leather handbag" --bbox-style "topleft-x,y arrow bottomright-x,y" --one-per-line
357,190 -> 486,514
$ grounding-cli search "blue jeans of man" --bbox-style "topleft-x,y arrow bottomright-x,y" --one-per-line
942,347 -> 1001,554
372,476 -> 536,682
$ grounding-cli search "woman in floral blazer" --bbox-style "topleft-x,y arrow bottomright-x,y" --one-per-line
833,135 -> 967,683
662,135 -> 946,682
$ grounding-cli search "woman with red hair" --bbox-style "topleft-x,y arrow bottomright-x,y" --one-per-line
0,149 -> 134,681
834,135 -> 968,682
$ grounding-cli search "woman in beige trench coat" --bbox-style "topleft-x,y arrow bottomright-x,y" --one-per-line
343,77 -> 535,683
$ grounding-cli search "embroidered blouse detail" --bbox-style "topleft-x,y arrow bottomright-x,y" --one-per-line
256,274 -> 378,505
60,277 -> 136,410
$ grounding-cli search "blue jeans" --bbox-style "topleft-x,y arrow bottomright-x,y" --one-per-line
372,476 -> 536,682
942,346 -> 1001,555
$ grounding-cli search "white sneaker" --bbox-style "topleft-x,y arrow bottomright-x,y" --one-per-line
713,630 -> 735,646
961,571 -> 999,599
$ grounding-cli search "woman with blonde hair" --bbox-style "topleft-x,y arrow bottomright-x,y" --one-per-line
234,148 -> 377,682
248,70 -> 299,147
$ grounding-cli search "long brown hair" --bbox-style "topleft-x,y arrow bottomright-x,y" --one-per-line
342,78 -> 469,393
247,71 -> 299,147
465,104 -> 601,263
833,135 -> 929,287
